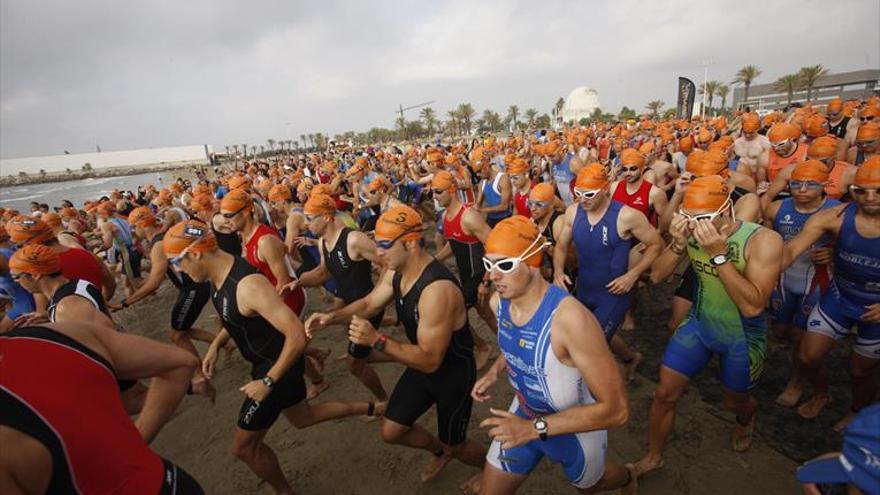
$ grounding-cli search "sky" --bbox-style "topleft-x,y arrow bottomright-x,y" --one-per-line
1,0 -> 878,159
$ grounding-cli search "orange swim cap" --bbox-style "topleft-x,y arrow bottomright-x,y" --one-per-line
7,216 -> 54,245
310,184 -> 333,197
807,136 -> 839,159
219,188 -> 252,213
128,206 -> 156,228
619,148 -> 646,168
228,175 -> 252,191
682,175 -> 731,212
431,170 -> 457,191
679,135 -> 695,153
190,194 -> 215,214
303,194 -> 337,216
506,158 -> 529,175
805,114 -> 829,138
638,141 -> 656,155
687,149 -> 728,177
697,128 -> 713,144
162,220 -> 217,257
574,163 -> 609,190
96,201 -> 116,217
375,205 -> 423,243
854,156 -> 880,188
9,244 -> 61,276
856,122 -> 880,140
58,207 -> 79,220
426,148 -> 444,164
367,176 -> 391,192
826,98 -> 844,114
485,216 -> 544,268
268,184 -> 292,202
529,183 -> 556,202
741,113 -> 761,133
41,212 -> 62,229
768,122 -> 801,143
791,160 -> 830,183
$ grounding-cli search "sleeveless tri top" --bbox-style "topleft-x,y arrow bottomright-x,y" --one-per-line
572,201 -> 631,296
834,203 -> 880,304
442,205 -> 485,282
322,228 -> 374,303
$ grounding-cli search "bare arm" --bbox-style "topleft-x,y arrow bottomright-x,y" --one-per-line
347,230 -> 381,265
462,208 -> 492,244
782,206 -> 842,268
716,228 -> 783,318
760,165 -> 794,211
622,207 -> 663,277
552,204 -> 576,287
258,234 -> 293,290
53,297 -> 115,329
296,239 -> 331,287
123,243 -> 167,305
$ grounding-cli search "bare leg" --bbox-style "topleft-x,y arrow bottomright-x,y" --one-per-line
668,297 -> 692,339
610,335 -> 642,383
839,352 -> 880,432
182,326 -> 217,344
796,332 -> 835,419
380,419 -> 456,482
282,397 -> 381,428
579,460 -> 636,494
231,428 -> 294,495
478,463 -> 529,495
776,326 -> 805,407
169,330 -> 216,402
632,365 -> 690,477
348,356 -> 388,401
721,388 -> 758,452
120,382 -> 148,415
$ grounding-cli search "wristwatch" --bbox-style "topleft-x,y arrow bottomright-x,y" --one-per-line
261,375 -> 275,389
373,333 -> 388,352
709,253 -> 729,266
533,417 -> 548,441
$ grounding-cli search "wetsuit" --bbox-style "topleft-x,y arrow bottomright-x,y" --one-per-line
322,228 -> 383,358
0,326 -> 204,494
487,284 -> 606,489
153,232 -> 212,331
663,222 -> 768,393
442,204 -> 485,307
384,260 -> 475,446
212,256 -> 306,430
244,224 -> 306,317
805,204 -> 880,358
770,198 -> 838,329
828,116 -> 850,139
572,201 -> 632,339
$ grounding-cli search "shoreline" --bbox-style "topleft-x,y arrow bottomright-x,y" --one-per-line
0,161 -> 210,188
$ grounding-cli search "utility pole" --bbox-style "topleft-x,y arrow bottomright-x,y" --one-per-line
701,59 -> 712,119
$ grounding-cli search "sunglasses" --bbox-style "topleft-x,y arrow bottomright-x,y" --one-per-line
789,180 -> 824,190
10,272 -> 26,282
221,204 -> 249,219
526,199 -> 549,209
856,139 -> 878,147
573,187 -> 602,200
376,226 -> 421,249
770,140 -> 791,148
850,185 -> 879,196
482,234 -> 550,274
679,198 -> 732,223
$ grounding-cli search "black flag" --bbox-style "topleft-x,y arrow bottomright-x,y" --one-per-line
677,77 -> 696,119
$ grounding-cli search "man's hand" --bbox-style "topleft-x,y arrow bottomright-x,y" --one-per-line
304,312 -> 333,338
293,237 -> 316,248
810,247 -> 834,265
553,271 -> 572,290
348,315 -> 379,347
480,408 -> 538,449
471,371 -> 499,402
756,181 -> 770,196
606,270 -> 639,295
240,379 -> 271,403
12,312 -> 49,329
477,281 -> 492,307
862,304 -> 880,324
669,214 -> 690,245
202,346 -> 219,379
692,219 -> 732,257
277,279 -> 299,296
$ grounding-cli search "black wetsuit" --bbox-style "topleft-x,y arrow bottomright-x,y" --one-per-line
322,227 -> 384,358
153,232 -> 211,331
828,116 -> 850,139
212,256 -> 306,430
383,260 -> 476,446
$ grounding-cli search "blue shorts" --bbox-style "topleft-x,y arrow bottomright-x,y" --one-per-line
486,398 -> 607,489
770,284 -> 821,329
806,282 -> 880,359
662,316 -> 767,393
575,289 -> 630,340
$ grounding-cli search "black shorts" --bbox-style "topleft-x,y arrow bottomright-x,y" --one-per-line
674,265 -> 696,302
118,379 -> 138,391
348,311 -> 385,359
384,354 -> 476,446
171,283 -> 211,331
237,358 -> 306,431
461,275 -> 481,308
159,458 -> 204,495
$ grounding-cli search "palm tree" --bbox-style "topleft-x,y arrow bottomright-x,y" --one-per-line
524,108 -> 539,127
457,103 -> 476,135
798,65 -> 830,102
420,107 -> 438,135
266,138 -> 276,153
645,100 -> 665,118
395,116 -> 408,139
307,134 -> 315,149
715,84 -> 730,114
481,109 -> 503,132
232,144 -> 239,157
774,74 -> 802,107
241,144 -> 247,159
299,134 -> 306,150
251,145 -> 258,158
507,105 -> 520,130
731,65 -> 762,108
698,80 -> 720,115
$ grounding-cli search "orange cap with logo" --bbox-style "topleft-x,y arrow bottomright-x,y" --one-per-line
128,206 -> 156,228
485,216 -> 544,268
7,216 -> 54,245
682,175 -> 731,211
311,184 -> 333,197
574,163 -> 609,190
529,182 -> 556,202
807,136 -> 839,159
431,170 -> 457,191
9,244 -> 61,276
375,205 -> 423,243
303,194 -> 337,215
219,188 -> 252,213
856,122 -> 880,140
96,201 -> 116,217
162,220 -> 218,257
619,148 -> 646,168
791,160 -> 830,182
854,156 -> 880,188
268,184 -> 292,202
768,122 -> 802,143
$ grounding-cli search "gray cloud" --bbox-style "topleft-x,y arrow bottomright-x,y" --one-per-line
2,0 -> 877,158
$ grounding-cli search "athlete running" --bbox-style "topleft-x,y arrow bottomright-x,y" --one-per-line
473,216 -> 636,494
633,175 -> 782,477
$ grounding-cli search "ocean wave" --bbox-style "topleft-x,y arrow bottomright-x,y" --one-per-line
0,194 -> 44,203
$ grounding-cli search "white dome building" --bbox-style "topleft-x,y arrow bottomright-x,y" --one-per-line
561,87 -> 601,124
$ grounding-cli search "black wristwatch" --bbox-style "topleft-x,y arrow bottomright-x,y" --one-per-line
261,376 -> 275,389
533,417 -> 548,441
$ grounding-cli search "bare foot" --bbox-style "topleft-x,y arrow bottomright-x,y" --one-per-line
421,452 -> 453,483
474,345 -> 491,371
797,394 -> 831,419
459,472 -> 481,494
775,381 -> 804,408
624,352 -> 643,383
191,378 -> 216,405
307,347 -> 331,372
360,401 -> 387,423
306,380 -> 330,400
621,463 -> 639,495
732,416 -> 755,452
630,456 -> 664,478
833,409 -> 856,433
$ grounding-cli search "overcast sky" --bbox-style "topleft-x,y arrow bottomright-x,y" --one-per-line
1,0 -> 877,158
